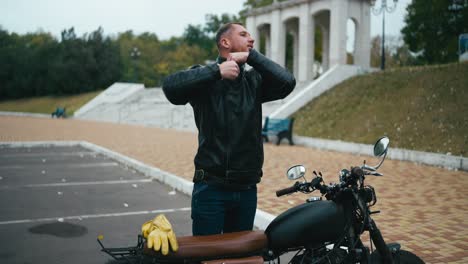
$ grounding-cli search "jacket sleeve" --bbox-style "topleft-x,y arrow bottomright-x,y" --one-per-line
162,63 -> 221,105
246,49 -> 296,103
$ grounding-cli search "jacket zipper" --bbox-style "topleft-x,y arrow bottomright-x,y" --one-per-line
225,86 -> 230,173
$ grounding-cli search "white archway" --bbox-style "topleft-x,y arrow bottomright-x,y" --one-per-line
284,17 -> 299,77
257,23 -> 271,57
246,0 -> 371,82
347,18 -> 357,64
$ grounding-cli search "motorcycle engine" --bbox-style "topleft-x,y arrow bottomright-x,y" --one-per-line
290,247 -> 347,264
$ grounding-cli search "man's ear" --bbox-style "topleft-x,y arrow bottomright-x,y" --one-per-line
220,38 -> 230,49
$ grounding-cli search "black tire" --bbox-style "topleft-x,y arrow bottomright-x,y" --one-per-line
369,249 -> 425,264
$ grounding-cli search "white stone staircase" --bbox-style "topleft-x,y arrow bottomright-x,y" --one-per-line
268,65 -> 372,118
261,80 -> 311,118
75,84 -> 196,131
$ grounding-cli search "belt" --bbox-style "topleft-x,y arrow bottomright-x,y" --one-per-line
193,169 -> 261,190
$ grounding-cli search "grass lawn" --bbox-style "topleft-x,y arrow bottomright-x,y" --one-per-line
0,90 -> 102,117
292,62 -> 468,156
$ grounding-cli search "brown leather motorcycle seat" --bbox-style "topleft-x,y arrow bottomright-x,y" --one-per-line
143,230 -> 268,260
202,255 -> 264,264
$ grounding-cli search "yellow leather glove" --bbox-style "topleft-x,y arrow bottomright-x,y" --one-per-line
141,220 -> 154,238
141,214 -> 178,255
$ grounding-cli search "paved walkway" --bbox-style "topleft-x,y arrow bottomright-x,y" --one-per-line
1,115 -> 467,264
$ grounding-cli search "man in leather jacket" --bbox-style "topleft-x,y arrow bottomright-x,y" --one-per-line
162,22 -> 295,235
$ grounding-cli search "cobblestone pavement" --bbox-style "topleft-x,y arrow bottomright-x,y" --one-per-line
1,115 -> 467,264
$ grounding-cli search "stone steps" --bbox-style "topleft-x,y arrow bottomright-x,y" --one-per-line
261,81 -> 311,117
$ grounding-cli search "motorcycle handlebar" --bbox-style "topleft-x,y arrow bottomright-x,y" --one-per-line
276,172 -> 357,198
276,182 -> 299,197
316,183 -> 329,194
277,167 -> 373,199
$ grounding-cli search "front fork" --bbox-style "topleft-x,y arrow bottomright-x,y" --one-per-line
368,217 -> 394,264
352,191 -> 394,264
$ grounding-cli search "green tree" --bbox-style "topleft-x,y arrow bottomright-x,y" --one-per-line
0,26 -> 122,99
86,27 -> 121,90
402,0 -> 468,64
285,32 -> 294,72
181,13 -> 240,59
116,29 -> 211,87
0,28 -> 61,99
204,13 -> 241,34
370,35 -> 422,68
183,24 -> 212,56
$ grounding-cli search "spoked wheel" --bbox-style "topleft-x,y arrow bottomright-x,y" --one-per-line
369,249 -> 425,264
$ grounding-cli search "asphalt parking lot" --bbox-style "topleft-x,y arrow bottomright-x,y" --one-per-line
0,145 -> 192,264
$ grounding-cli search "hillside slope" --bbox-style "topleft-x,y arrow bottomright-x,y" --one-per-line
292,62 -> 468,156
0,90 -> 102,116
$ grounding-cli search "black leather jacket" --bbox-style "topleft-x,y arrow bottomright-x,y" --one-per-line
162,49 -> 295,186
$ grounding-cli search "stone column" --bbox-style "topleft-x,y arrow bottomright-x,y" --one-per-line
265,27 -> 271,58
258,25 -> 272,58
270,9 -> 286,66
298,2 -> 314,81
246,16 -> 260,50
354,1 -> 371,68
329,0 -> 348,66
292,30 -> 299,77
322,25 -> 330,71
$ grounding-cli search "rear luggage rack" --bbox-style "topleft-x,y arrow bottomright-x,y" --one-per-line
97,235 -> 144,263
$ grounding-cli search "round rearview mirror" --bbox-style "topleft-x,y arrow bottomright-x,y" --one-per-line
373,136 -> 390,157
287,165 -> 306,180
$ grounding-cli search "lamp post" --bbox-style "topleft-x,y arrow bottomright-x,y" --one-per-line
371,0 -> 398,70
130,46 -> 141,83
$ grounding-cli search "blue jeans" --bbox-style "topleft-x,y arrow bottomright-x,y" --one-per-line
191,182 -> 257,236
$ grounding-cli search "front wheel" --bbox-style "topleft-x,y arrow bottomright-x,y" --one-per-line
369,249 -> 425,264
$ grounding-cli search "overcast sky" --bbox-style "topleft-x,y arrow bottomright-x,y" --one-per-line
1,0 -> 411,40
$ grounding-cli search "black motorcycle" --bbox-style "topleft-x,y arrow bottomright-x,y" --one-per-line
98,136 -> 425,263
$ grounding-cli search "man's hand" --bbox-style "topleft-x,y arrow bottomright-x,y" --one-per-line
219,52 -> 250,80
228,52 -> 249,64
219,60 -> 240,80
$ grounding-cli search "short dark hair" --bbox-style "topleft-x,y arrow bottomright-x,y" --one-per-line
215,22 -> 244,48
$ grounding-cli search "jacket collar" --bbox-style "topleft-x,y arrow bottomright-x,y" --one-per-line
216,56 -> 227,64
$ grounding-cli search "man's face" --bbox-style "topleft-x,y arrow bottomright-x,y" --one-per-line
225,24 -> 255,52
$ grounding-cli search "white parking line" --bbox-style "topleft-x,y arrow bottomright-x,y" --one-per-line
0,162 -> 118,170
0,151 -> 95,158
0,165 -> 24,169
0,179 -> 153,189
0,207 -> 192,225
26,179 -> 152,187
24,179 -> 153,188
66,162 -> 118,168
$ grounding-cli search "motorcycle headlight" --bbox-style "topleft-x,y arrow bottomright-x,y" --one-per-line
339,169 -> 350,182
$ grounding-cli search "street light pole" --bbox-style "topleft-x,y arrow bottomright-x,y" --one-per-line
381,10 -> 385,70
130,46 -> 141,83
371,0 -> 398,70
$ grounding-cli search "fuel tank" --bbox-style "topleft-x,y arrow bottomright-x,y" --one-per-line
265,200 -> 346,250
